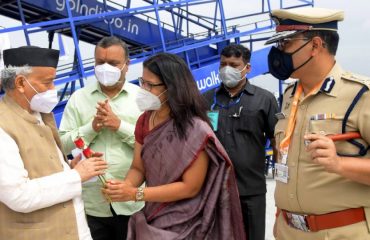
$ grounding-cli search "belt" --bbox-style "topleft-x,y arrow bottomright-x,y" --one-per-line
279,207 -> 365,232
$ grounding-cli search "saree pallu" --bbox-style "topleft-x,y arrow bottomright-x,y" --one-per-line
128,117 -> 246,240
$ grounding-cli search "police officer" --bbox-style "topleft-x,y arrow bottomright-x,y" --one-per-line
266,8 -> 370,240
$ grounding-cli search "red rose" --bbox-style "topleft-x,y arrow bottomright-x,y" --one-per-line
74,137 -> 85,149
82,147 -> 93,158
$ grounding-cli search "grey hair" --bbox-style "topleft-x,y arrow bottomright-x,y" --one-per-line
95,36 -> 129,60
1,65 -> 33,91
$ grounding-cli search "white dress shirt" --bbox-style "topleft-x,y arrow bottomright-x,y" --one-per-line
0,113 -> 92,240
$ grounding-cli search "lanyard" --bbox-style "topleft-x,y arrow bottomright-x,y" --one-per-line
279,80 -> 324,164
211,88 -> 244,111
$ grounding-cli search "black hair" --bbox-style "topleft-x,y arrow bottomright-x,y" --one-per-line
143,53 -> 210,140
302,30 -> 339,55
95,36 -> 129,59
221,44 -> 251,63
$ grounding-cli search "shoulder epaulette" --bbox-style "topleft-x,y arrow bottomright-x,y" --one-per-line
342,72 -> 370,89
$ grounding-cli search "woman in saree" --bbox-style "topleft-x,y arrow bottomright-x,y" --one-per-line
103,53 -> 246,240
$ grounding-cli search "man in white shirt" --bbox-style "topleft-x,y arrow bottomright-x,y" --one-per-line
0,46 -> 107,240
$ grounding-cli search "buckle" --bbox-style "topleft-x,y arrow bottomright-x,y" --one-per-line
285,212 -> 310,232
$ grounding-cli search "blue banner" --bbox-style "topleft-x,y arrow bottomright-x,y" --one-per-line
23,0 -> 179,46
192,62 -> 221,94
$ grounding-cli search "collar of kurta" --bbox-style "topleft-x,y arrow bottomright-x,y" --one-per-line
90,81 -> 128,96
3,94 -> 53,124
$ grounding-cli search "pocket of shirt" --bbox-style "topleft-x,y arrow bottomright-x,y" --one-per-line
274,118 -> 287,141
236,110 -> 261,133
274,118 -> 287,162
309,119 -> 342,135
309,118 -> 366,155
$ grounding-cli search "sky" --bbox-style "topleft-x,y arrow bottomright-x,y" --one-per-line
1,0 -> 369,94
315,0 -> 370,76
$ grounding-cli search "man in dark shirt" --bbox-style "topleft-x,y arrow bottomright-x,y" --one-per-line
203,44 -> 278,240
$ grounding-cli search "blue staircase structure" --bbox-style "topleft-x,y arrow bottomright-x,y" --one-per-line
0,0 -> 314,125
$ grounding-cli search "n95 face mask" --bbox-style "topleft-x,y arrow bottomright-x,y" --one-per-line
95,63 -> 125,86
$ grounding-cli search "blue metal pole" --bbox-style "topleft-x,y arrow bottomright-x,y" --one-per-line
185,51 -> 191,68
218,0 -> 228,38
65,0 -> 86,85
153,0 -> 167,52
267,0 -> 273,28
170,7 -> 179,38
278,79 -> 283,109
127,0 -> 132,8
213,1 -> 219,33
103,0 -> 114,36
16,0 -> 31,45
186,3 -> 190,37
75,28 -> 85,88
176,9 -> 183,37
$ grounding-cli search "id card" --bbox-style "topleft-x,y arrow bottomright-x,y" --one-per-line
275,163 -> 289,183
207,110 -> 219,131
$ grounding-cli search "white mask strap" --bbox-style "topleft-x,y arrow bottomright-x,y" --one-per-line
23,76 -> 40,94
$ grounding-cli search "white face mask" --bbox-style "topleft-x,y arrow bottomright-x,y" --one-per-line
23,78 -> 58,113
219,64 -> 248,88
135,88 -> 167,112
95,63 -> 125,87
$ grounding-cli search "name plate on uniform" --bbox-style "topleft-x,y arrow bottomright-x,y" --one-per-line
275,163 -> 289,183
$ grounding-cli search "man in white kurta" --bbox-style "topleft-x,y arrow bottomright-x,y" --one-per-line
0,46 -> 107,240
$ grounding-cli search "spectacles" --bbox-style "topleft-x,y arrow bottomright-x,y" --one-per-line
276,37 -> 310,49
138,77 -> 165,91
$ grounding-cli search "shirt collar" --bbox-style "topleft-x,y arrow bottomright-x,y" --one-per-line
243,80 -> 256,95
90,81 -> 127,97
289,62 -> 343,98
220,78 -> 255,97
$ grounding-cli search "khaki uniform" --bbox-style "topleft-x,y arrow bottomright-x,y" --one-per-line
275,63 -> 370,240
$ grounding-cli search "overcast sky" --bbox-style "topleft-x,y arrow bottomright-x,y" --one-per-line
314,0 -> 370,76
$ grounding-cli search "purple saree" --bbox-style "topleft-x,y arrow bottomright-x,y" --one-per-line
127,117 -> 246,240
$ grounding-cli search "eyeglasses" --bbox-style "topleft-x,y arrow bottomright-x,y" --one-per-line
138,77 -> 165,91
276,37 -> 310,49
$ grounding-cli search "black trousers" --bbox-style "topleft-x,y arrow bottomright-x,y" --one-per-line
86,214 -> 130,240
240,194 -> 266,240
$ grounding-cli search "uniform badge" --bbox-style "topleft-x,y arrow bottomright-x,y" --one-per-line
321,76 -> 335,93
